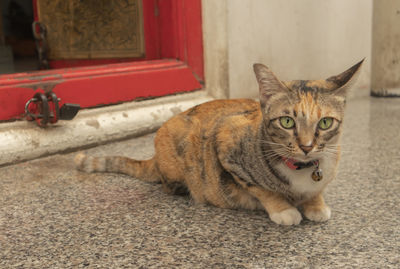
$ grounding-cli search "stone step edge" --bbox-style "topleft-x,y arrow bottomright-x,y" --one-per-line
0,91 -> 213,167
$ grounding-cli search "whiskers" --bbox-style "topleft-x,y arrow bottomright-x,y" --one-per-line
257,140 -> 286,147
258,139 -> 347,163
324,143 -> 345,151
320,143 -> 346,158
258,139 -> 293,162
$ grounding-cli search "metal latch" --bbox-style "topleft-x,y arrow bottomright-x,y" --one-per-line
25,92 -> 80,127
32,21 -> 49,70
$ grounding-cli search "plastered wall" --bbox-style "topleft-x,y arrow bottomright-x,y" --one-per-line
203,0 -> 372,99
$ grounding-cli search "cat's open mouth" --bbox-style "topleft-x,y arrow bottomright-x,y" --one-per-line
282,157 -> 318,170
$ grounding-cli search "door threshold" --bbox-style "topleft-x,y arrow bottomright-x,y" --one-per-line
0,90 -> 213,167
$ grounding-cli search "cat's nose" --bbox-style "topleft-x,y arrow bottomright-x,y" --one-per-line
299,145 -> 313,155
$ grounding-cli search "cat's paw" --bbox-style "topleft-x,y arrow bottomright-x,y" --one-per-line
304,205 -> 331,222
270,207 -> 302,225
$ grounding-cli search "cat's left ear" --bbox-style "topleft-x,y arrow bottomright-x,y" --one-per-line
326,58 -> 365,97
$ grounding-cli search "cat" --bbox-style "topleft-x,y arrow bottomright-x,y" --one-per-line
74,59 -> 363,225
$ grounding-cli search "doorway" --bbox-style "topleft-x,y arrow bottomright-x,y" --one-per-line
0,0 -> 204,121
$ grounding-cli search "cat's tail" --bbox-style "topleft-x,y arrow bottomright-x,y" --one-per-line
74,153 -> 160,183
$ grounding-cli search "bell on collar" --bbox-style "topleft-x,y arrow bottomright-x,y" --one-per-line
311,160 -> 323,181
312,167 -> 323,181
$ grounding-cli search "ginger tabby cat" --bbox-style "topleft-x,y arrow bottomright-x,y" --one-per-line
75,60 -> 363,225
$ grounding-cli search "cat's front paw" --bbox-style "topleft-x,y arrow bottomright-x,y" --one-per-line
304,205 -> 331,222
270,207 -> 302,225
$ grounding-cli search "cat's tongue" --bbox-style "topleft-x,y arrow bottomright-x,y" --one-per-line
282,157 -> 299,170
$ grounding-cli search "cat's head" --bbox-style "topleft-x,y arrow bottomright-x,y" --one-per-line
253,60 -> 363,163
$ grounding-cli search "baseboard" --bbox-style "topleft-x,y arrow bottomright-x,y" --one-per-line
371,88 -> 400,97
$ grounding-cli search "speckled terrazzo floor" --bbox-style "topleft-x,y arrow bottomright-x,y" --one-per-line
1,93 -> 399,268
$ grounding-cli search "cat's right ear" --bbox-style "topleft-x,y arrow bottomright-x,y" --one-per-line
253,63 -> 288,107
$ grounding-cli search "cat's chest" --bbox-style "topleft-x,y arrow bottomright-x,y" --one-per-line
276,158 -> 337,200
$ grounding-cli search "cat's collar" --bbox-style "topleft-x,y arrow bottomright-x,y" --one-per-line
282,157 -> 318,170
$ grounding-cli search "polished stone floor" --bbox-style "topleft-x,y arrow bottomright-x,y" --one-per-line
0,93 -> 399,268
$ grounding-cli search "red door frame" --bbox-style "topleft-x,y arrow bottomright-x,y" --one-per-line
0,0 -> 203,121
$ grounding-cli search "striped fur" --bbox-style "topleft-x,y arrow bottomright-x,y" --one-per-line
75,60 -> 363,225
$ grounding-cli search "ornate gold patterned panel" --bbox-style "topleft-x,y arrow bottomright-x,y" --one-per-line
37,0 -> 144,59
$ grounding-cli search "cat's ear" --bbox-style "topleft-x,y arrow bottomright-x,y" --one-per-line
326,59 -> 365,97
253,63 -> 288,106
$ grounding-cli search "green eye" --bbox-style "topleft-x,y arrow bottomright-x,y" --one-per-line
280,116 -> 295,129
318,117 -> 333,130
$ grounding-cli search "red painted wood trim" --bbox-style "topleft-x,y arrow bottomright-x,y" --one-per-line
142,0 -> 161,60
0,60 -> 181,86
158,0 -> 204,81
182,0 -> 204,81
0,60 -> 201,121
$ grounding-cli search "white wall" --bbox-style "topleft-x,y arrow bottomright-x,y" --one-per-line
202,0 -> 229,99
215,0 -> 373,99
